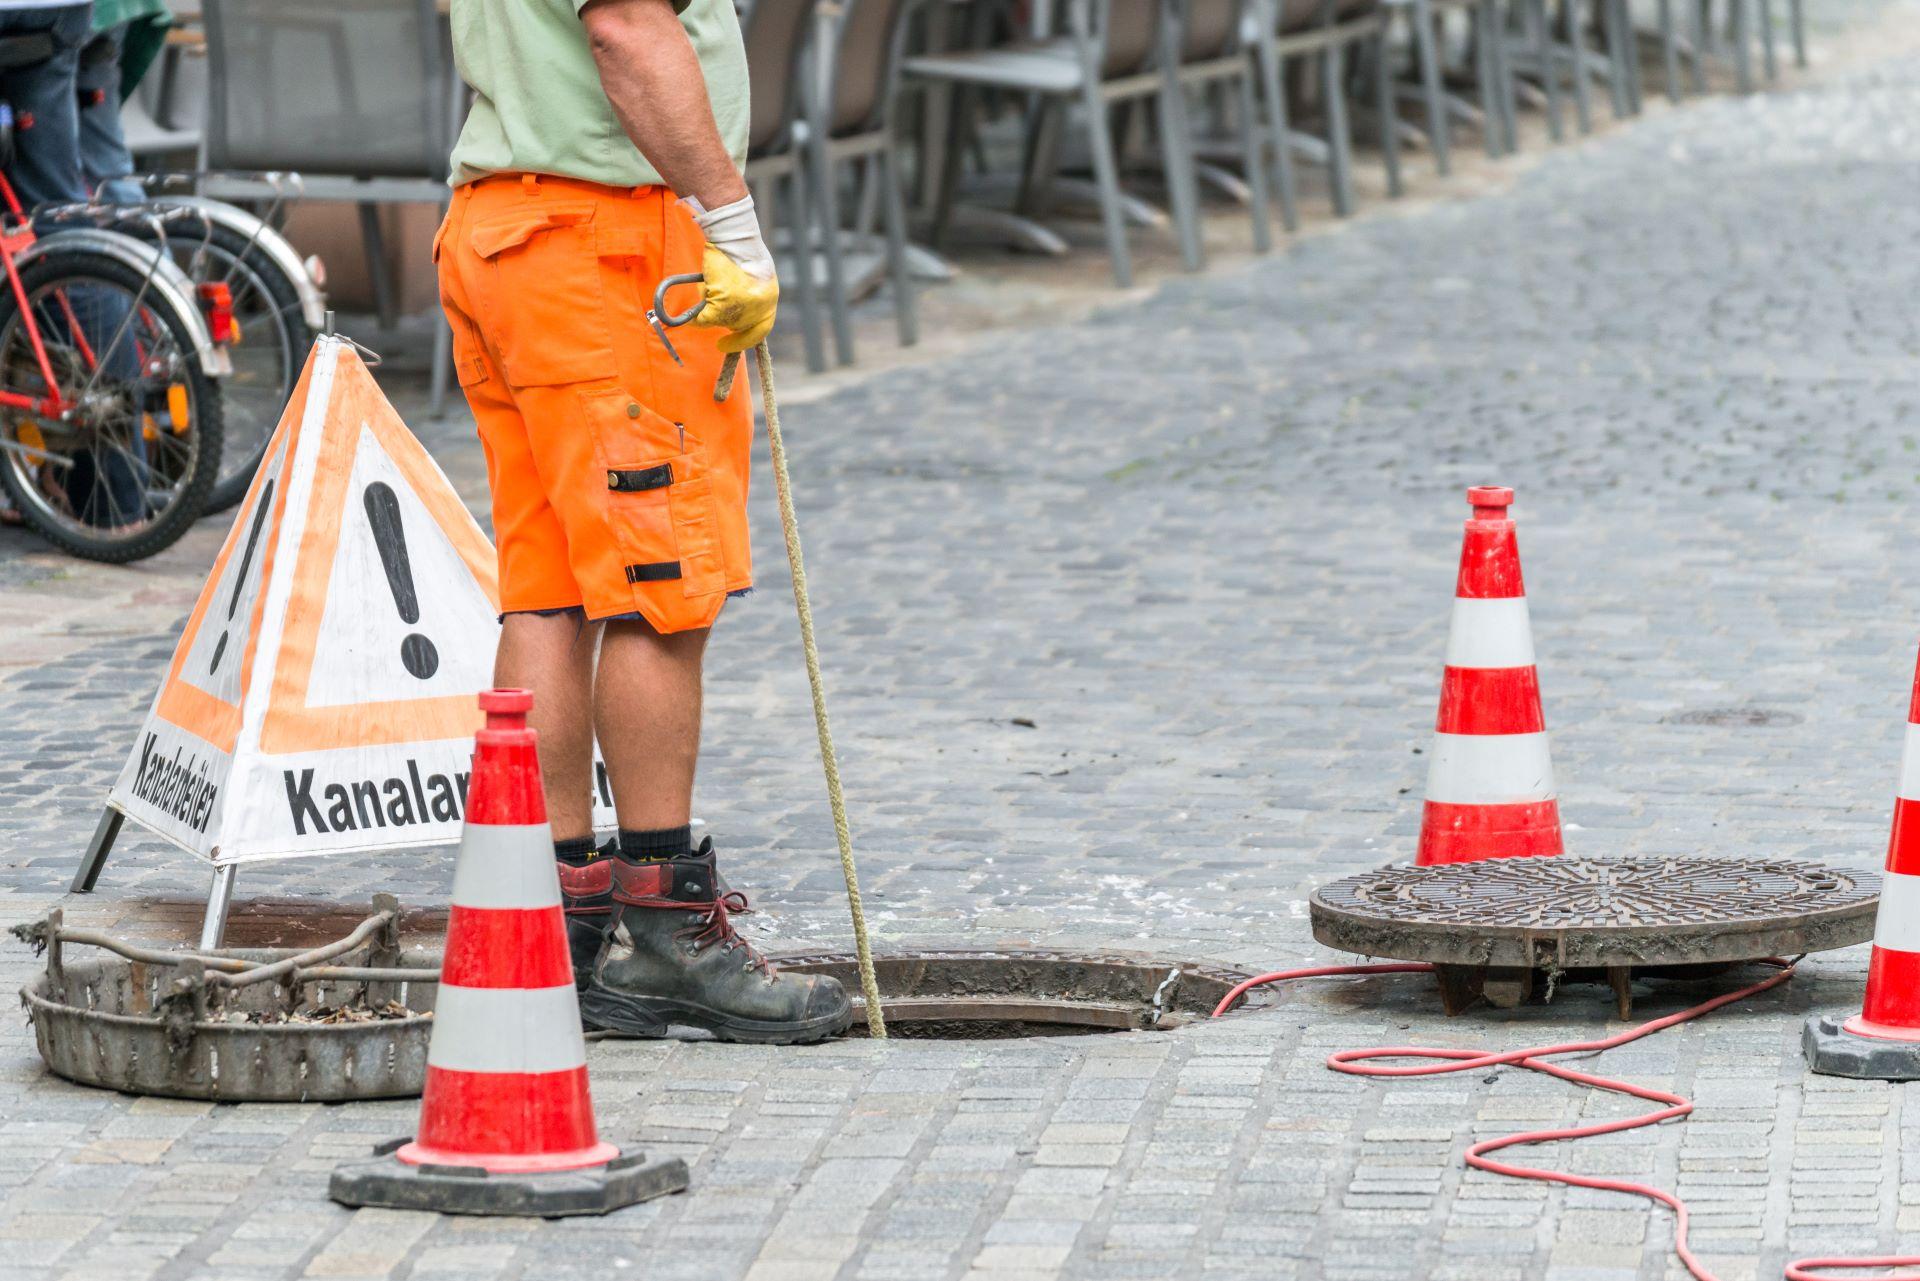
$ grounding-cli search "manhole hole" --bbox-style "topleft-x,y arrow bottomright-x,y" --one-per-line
1310,856 -> 1878,1016
1666,707 -> 1804,727
776,949 -> 1268,1038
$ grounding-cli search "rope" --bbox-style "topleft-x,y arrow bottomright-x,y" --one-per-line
749,342 -> 887,1038
1214,961 -> 1920,1280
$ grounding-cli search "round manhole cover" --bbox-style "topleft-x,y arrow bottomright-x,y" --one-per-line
1310,856 -> 1879,970
1666,707 -> 1804,727
775,950 -> 1269,1038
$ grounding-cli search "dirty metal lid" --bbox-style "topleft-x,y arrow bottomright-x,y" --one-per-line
1311,856 -> 1880,970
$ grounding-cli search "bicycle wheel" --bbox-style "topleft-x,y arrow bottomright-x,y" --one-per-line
0,247 -> 223,562
168,220 -> 312,512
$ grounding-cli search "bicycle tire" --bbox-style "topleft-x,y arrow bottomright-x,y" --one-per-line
0,247 -> 223,562
166,219 -> 312,512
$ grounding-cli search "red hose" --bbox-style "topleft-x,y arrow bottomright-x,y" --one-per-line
1212,960 -> 1920,1281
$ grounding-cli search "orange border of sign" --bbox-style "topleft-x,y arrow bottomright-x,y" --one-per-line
149,354 -> 314,755
258,350 -> 500,755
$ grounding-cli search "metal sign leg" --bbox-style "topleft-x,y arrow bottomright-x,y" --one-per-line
198,865 -> 237,951
70,808 -> 123,893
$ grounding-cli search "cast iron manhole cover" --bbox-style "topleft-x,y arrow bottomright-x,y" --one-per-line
1310,856 -> 1879,1015
776,949 -> 1269,1038
1666,707 -> 1804,727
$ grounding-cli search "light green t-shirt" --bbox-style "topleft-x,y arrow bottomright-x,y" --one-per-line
447,0 -> 749,191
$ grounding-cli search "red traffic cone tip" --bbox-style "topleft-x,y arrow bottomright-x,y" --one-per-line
1467,485 -> 1515,518
1416,487 -> 1561,867
479,687 -> 534,720
1847,646 -> 1920,1040
468,688 -> 545,827
1455,486 -> 1525,600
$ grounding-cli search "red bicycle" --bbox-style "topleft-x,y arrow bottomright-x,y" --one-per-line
0,104 -> 233,560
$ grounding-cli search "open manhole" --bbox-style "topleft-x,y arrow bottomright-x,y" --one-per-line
1666,707 -> 1804,727
776,949 -> 1268,1038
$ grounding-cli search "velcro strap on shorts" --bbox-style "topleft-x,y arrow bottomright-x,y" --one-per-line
607,464 -> 673,493
625,561 -> 682,584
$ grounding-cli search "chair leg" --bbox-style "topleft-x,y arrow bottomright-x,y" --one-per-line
1731,0 -> 1754,92
876,146 -> 918,347
1323,43 -> 1355,215
1079,86 -> 1134,287
1472,1 -> 1503,156
1789,0 -> 1805,66
1373,34 -> 1403,196
1234,69 -> 1273,251
1758,0 -> 1778,80
430,312 -> 451,417
780,170 -> 827,374
1562,0 -> 1594,131
1251,20 -> 1301,231
1601,0 -> 1632,116
1411,0 -> 1450,174
1688,0 -> 1709,90
1527,0 -> 1563,141
1155,64 -> 1205,270
810,131 -> 854,367
1657,0 -> 1682,98
1490,0 -> 1520,151
1621,0 -> 1644,109
357,202 -> 396,331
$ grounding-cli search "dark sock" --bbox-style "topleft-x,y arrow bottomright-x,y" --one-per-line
619,825 -> 692,862
553,835 -> 597,867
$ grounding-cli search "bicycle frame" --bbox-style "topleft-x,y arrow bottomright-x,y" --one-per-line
0,171 -> 79,422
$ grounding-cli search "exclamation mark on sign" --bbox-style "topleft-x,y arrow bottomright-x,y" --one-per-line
363,481 -> 439,681
208,478 -> 274,674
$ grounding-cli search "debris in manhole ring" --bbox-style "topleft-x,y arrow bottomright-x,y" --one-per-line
1666,707 -> 1804,727
775,949 -> 1272,1039
15,902 -> 440,1101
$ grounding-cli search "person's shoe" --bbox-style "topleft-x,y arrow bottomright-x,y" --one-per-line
580,838 -> 853,1045
555,839 -> 618,992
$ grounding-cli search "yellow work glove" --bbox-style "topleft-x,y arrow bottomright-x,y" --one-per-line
684,193 -> 778,355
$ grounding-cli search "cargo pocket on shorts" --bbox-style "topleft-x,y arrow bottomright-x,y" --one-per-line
581,387 -> 728,601
468,204 -> 616,387
432,217 -> 490,389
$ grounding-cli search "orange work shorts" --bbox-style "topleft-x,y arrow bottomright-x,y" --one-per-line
435,174 -> 752,632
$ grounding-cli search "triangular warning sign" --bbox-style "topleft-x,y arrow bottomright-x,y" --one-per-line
108,338 -> 614,864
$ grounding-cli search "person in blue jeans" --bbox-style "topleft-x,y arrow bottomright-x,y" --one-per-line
0,1 -> 151,531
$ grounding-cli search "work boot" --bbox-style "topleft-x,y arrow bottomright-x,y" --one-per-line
580,839 -> 853,1044
555,839 -> 618,992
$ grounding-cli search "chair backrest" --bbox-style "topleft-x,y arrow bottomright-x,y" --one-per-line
200,0 -> 448,178
1182,0 -> 1243,58
1102,0 -> 1162,76
741,0 -> 821,155
828,0 -> 910,137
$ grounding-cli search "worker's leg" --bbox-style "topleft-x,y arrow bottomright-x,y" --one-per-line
594,618 -> 709,834
495,610 -> 598,841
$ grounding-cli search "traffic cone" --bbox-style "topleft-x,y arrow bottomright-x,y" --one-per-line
1415,486 -> 1563,866
330,689 -> 688,1215
1806,647 -> 1920,1078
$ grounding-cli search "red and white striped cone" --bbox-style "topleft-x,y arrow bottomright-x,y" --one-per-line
1806,648 -> 1920,1078
1415,486 -> 1564,867
330,690 -> 688,1215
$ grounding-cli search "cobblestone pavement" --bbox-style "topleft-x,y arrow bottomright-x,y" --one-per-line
8,12 -> 1920,1280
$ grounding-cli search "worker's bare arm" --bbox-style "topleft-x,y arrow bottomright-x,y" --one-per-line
580,0 -> 749,210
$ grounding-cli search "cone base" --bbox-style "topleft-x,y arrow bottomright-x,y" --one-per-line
330,1139 -> 688,1217
1804,1014 -> 1920,1080
395,1138 -> 621,1175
